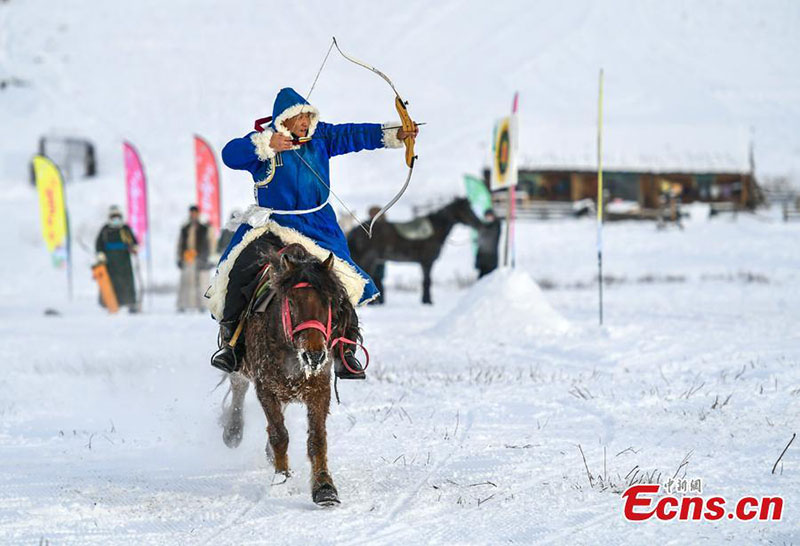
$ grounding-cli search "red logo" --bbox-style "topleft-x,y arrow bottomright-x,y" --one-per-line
622,484 -> 783,522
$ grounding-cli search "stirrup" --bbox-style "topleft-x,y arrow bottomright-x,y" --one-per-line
211,344 -> 240,373
335,350 -> 366,380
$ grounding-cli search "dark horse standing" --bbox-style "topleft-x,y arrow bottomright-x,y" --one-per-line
220,238 -> 358,506
348,197 -> 484,304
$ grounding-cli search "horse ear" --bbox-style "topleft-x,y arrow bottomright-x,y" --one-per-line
280,253 -> 295,271
323,252 -> 335,271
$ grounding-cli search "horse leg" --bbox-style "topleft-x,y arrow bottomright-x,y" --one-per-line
254,381 -> 290,476
307,386 -> 338,506
421,261 -> 433,305
222,372 -> 249,448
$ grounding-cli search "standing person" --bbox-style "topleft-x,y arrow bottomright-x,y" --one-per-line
366,205 -> 386,304
95,205 -> 139,312
177,205 -> 214,312
475,209 -> 501,278
208,87 -> 418,376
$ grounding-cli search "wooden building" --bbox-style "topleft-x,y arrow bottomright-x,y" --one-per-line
482,167 -> 762,212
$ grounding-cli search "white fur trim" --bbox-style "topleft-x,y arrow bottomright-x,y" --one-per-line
207,224 -> 267,321
273,103 -> 320,146
381,121 -> 404,148
250,130 -> 276,161
267,221 -> 367,308
207,216 -> 368,321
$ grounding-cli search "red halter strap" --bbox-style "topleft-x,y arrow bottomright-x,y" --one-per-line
280,282 -> 370,374
282,282 -> 332,343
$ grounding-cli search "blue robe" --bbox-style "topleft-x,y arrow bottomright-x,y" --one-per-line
219,87 -> 387,305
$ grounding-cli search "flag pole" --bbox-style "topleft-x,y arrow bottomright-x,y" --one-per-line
66,211 -> 74,301
596,69 -> 605,326
61,162 -> 73,301
510,92 -> 519,268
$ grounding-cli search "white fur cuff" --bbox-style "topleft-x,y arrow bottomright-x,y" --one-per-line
251,130 -> 276,161
381,121 -> 405,149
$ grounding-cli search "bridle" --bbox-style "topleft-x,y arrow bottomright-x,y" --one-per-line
281,282 -> 369,374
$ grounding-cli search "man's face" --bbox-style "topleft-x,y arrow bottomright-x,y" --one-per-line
283,112 -> 312,137
190,210 -> 199,222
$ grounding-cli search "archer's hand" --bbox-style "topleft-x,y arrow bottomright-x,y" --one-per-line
397,124 -> 419,141
269,132 -> 295,151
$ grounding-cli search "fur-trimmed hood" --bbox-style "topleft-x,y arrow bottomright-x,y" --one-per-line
270,87 -> 320,139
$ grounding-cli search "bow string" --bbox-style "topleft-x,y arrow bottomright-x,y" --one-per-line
295,37 -> 417,237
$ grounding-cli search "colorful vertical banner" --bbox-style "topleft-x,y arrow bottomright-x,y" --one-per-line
123,142 -> 148,257
33,155 -> 69,259
33,155 -> 72,298
194,135 -> 221,234
465,173 -> 494,255
464,174 -> 493,215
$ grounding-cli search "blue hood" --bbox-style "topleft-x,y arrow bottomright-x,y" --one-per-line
270,87 -> 320,138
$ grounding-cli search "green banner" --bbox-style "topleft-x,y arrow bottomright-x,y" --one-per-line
464,174 -> 492,216
464,174 -> 492,256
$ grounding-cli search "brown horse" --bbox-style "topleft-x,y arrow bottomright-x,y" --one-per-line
347,197 -> 484,304
220,240 -> 357,506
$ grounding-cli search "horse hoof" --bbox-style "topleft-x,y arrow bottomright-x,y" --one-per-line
272,470 -> 292,485
312,483 -> 340,507
222,421 -> 243,448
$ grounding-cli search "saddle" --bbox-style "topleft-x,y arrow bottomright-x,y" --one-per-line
393,217 -> 434,240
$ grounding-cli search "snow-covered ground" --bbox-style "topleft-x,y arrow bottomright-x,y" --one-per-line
3,1 -> 800,543
2,209 -> 799,544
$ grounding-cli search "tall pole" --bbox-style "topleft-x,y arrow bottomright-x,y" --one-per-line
504,187 -> 512,267
145,182 -> 152,309
510,92 -> 519,268
597,69 -> 605,326
66,211 -> 74,301
61,166 -> 73,302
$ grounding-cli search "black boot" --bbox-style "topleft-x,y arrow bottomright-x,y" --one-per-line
211,320 -> 244,373
335,349 -> 366,380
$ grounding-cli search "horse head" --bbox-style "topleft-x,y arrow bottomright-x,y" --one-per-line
271,245 -> 347,376
447,197 -> 485,230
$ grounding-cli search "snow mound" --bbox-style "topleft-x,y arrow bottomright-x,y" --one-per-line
434,268 -> 570,341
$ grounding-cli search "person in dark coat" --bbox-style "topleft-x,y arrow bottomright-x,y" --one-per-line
96,205 -> 139,311
177,205 -> 214,312
475,209 -> 501,278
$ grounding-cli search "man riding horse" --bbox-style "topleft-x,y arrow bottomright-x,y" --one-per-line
208,87 -> 418,379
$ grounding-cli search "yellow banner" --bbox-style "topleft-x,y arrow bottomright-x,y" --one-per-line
33,156 -> 68,253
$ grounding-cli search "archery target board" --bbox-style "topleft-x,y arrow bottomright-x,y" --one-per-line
491,116 -> 518,190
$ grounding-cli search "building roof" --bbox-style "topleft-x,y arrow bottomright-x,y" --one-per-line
517,124 -> 752,174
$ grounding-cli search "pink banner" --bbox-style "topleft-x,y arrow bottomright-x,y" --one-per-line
123,142 -> 148,255
194,135 -> 221,234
